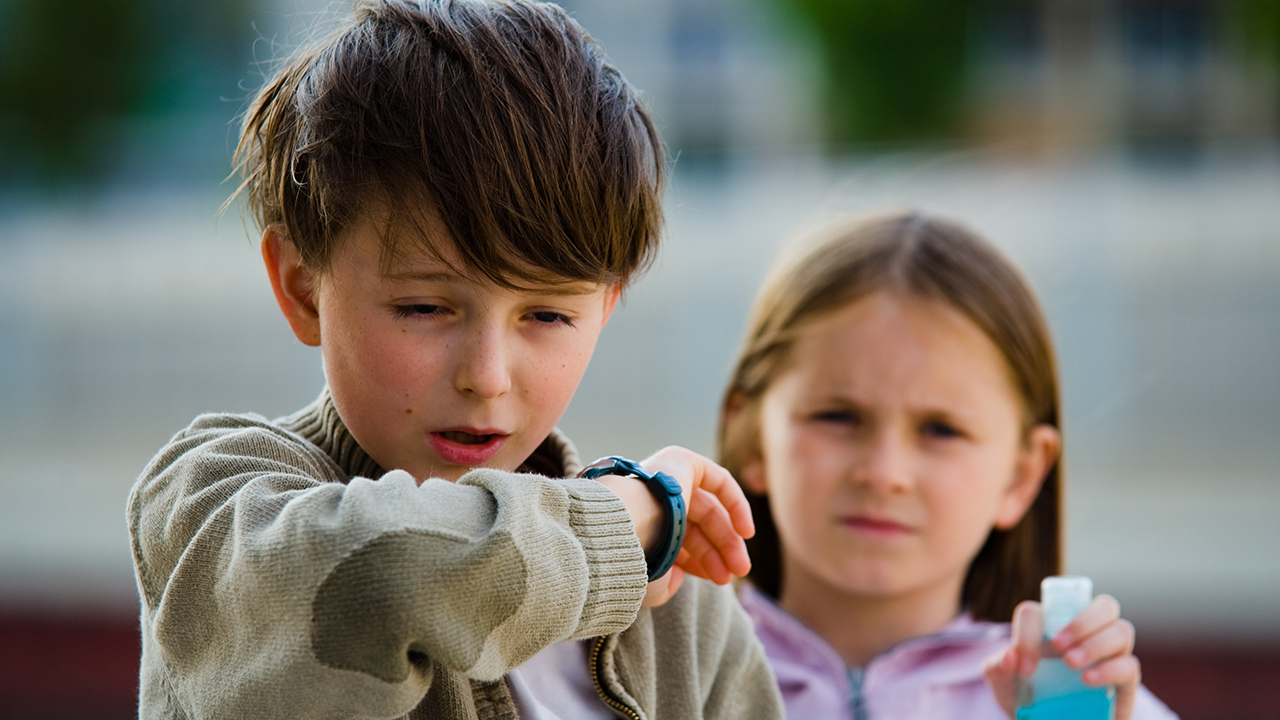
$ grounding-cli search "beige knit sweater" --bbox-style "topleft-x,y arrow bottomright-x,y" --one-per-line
128,390 -> 783,720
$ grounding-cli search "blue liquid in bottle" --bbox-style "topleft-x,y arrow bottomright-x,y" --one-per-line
1015,576 -> 1115,720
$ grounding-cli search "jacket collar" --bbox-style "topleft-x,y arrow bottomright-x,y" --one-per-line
739,581 -> 1009,686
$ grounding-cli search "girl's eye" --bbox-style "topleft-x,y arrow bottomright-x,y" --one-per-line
921,420 -> 962,439
529,311 -> 574,327
392,304 -> 447,319
813,409 -> 860,426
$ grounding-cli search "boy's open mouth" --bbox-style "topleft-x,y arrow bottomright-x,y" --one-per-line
438,430 -> 497,445
429,429 -> 507,466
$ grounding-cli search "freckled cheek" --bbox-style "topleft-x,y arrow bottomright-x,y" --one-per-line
522,343 -> 593,398
340,327 -> 445,399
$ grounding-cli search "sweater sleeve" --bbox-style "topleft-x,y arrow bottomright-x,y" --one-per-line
128,412 -> 648,720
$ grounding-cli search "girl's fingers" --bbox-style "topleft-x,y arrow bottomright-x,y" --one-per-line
1098,655 -> 1142,720
1054,594 -> 1121,650
1081,653 -> 1141,690
981,646 -> 1021,718
1010,600 -> 1044,677
1063,618 -> 1135,670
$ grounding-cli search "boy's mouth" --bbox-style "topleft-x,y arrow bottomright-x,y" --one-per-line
438,430 -> 496,445
429,428 -> 508,467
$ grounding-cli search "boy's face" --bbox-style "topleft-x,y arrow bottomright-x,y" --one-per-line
264,216 -> 620,482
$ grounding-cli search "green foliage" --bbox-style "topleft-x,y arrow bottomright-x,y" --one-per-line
1232,0 -> 1280,62
0,0 -> 257,183
779,0 -> 984,146
0,0 -> 148,178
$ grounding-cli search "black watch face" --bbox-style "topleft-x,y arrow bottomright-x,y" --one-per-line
580,455 -> 635,479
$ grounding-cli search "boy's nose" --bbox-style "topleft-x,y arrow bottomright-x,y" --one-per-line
454,324 -> 512,399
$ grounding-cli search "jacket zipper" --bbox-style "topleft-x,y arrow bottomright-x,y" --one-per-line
589,636 -> 642,720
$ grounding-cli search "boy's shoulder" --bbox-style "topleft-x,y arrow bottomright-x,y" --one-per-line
141,400 -> 344,484
138,390 -> 395,495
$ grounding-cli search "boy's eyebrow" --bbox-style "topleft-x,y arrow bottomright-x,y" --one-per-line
382,270 -> 459,284
382,270 -> 603,296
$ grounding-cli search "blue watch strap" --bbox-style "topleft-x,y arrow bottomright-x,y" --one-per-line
582,456 -> 688,582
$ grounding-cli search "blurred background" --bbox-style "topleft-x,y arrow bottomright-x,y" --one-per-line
2,0 -> 1279,717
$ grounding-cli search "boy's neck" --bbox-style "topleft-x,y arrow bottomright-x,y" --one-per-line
777,563 -> 964,668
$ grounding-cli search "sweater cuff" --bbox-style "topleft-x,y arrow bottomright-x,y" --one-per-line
560,477 -> 649,635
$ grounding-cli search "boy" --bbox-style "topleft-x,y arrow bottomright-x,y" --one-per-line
127,1 -> 782,719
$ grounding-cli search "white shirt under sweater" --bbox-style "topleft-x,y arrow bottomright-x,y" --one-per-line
507,641 -> 614,720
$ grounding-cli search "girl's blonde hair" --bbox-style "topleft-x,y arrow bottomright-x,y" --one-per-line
718,211 -> 1061,622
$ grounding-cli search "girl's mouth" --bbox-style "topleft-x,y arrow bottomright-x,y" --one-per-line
841,515 -> 912,538
429,429 -> 507,466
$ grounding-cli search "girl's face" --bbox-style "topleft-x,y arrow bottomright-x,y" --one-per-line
743,291 -> 1058,608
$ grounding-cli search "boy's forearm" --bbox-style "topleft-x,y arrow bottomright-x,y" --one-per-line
130,416 -> 648,717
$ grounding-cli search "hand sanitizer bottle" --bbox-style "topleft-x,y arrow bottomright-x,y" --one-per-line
1015,576 -> 1115,720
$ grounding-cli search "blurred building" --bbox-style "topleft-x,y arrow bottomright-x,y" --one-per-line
971,0 -> 1278,156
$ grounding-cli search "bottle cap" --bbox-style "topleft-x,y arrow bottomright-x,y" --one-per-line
1041,576 -> 1093,639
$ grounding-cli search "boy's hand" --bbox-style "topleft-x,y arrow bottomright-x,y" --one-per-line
594,447 -> 754,607
982,596 -> 1142,720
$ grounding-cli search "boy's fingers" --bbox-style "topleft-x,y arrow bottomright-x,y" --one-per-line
665,566 -> 686,597
687,489 -> 752,576
1054,594 -> 1120,650
693,462 -> 755,538
680,524 -> 731,584
642,566 -> 687,608
675,548 -> 713,581
1063,618 -> 1135,670
1010,600 -> 1043,677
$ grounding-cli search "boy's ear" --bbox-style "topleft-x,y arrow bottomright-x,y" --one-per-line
262,225 -> 322,347
600,284 -> 622,326
994,424 -> 1062,530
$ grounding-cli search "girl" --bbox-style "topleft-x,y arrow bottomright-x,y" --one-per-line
715,212 -> 1177,719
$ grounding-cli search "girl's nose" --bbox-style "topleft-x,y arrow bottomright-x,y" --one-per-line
853,429 -> 914,493
454,323 -> 512,399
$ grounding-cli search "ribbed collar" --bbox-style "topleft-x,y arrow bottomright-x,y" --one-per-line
278,387 -> 583,481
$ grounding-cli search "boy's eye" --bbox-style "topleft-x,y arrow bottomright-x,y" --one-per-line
921,420 -> 962,439
528,311 -> 574,326
393,304 -> 447,319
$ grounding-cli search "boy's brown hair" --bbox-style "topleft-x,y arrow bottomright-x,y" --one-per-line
718,211 -> 1062,623
232,0 -> 664,287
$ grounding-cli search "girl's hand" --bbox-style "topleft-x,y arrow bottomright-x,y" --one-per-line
636,447 -> 755,606
983,596 -> 1142,720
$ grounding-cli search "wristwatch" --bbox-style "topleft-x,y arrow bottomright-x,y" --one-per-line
582,456 -> 687,582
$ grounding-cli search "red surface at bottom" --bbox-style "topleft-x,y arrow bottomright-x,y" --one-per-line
1138,643 -> 1280,720
2,610 -> 1279,720
0,611 -> 139,720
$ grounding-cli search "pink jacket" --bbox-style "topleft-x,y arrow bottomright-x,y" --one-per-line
739,583 -> 1179,720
